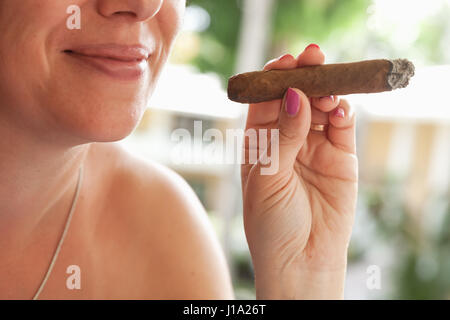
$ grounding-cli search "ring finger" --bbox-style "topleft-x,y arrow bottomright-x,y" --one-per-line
309,95 -> 340,133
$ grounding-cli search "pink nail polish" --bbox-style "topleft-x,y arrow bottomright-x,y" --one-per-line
286,88 -> 300,116
279,53 -> 293,61
334,107 -> 345,118
305,43 -> 320,51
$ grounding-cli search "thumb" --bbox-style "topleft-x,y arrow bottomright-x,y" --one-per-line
277,88 -> 311,170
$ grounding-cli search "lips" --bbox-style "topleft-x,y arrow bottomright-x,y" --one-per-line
64,44 -> 152,80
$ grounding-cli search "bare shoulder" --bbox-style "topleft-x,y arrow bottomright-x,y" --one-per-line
87,142 -> 235,299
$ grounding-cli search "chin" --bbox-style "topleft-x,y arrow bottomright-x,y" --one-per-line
49,98 -> 147,144
82,122 -> 140,143
84,108 -> 145,143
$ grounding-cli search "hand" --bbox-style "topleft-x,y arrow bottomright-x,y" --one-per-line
241,44 -> 358,299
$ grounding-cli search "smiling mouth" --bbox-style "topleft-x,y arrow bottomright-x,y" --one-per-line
63,45 -> 151,81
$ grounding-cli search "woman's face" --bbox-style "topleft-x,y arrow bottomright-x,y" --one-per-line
0,0 -> 185,143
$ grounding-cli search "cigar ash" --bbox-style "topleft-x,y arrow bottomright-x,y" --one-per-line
388,59 -> 415,90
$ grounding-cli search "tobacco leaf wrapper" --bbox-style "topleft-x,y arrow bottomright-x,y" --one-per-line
227,59 -> 415,104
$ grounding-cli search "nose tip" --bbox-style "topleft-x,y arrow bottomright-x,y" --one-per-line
97,0 -> 163,21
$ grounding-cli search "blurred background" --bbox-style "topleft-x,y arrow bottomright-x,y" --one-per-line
120,0 -> 450,299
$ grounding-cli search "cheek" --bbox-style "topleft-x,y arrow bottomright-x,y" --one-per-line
0,1 -> 69,118
158,1 -> 185,53
146,1 -> 184,86
0,1 -> 75,92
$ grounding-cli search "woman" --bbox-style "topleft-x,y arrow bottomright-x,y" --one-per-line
0,0 -> 357,299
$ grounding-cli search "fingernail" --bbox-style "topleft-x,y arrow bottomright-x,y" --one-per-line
305,43 -> 320,51
279,53 -> 293,61
320,95 -> 334,102
333,107 -> 345,118
286,88 -> 300,117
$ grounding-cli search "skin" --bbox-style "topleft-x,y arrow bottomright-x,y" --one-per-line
0,0 -> 358,299
0,0 -> 233,299
242,50 -> 358,299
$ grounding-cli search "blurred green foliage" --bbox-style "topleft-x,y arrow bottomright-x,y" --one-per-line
415,7 -> 450,64
272,0 -> 370,49
186,0 -> 242,83
361,175 -> 450,299
187,0 -> 450,85
187,0 -> 371,84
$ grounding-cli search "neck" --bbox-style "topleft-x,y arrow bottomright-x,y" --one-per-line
0,114 -> 91,260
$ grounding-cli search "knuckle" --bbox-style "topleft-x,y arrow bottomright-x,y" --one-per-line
279,126 -> 298,142
340,98 -> 350,107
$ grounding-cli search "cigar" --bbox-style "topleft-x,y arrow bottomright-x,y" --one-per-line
227,59 -> 415,104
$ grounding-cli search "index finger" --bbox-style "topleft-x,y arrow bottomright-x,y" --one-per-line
245,53 -> 298,129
